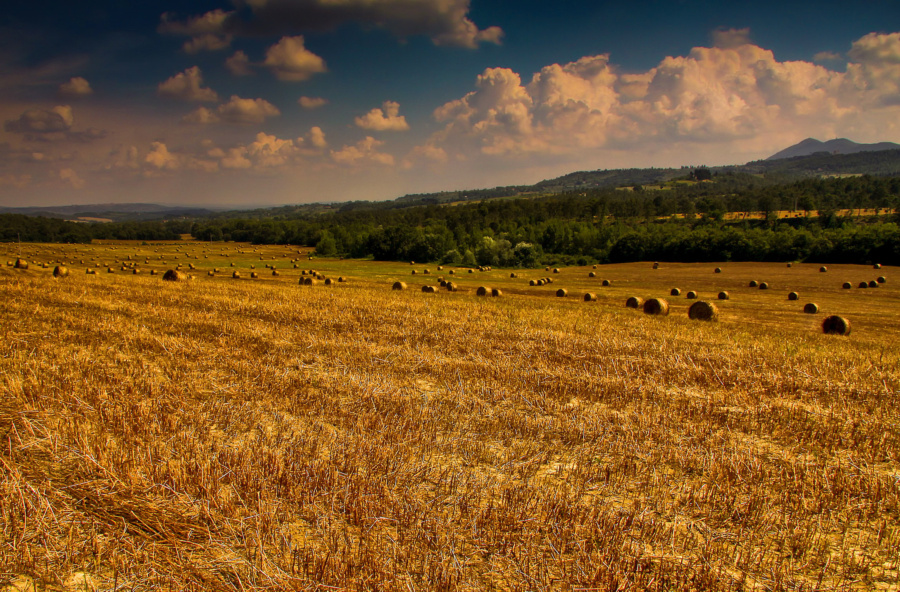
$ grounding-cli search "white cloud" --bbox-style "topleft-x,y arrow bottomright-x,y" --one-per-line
263,36 -> 326,82
158,0 -> 502,49
226,50 -> 253,76
183,106 -> 220,124
157,66 -> 219,102
59,168 -> 85,188
711,27 -> 752,49
145,142 -> 181,170
307,126 -> 327,149
354,101 -> 410,131
218,96 -> 281,123
298,96 -> 328,109
160,9 -> 234,53
59,77 -> 93,97
331,136 -> 394,166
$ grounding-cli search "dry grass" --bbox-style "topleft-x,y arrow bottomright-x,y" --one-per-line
1,242 -> 899,591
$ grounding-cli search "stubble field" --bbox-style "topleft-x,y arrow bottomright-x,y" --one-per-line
1,241 -> 899,591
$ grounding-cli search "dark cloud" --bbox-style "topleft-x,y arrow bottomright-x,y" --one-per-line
5,106 -> 73,134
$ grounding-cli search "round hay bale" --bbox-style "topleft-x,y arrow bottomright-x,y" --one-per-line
52,266 -> 69,278
686,290 -> 698,299
545,277 -> 553,284
584,292 -> 596,302
491,288 -> 502,297
421,285 -> 435,293
588,271 -> 596,278
556,288 -> 568,297
107,267 -> 114,273
132,268 -> 140,275
625,296 -> 643,309
529,279 -> 536,286
868,280 -> 878,288
787,262 -> 793,267
424,269 -> 430,274
14,259 -> 28,269
842,282 -> 852,289
602,279 -> 610,287
537,279 -> 545,286
643,298 -> 669,316
411,270 -> 417,275
233,271 -> 241,279
338,277 -> 345,282
250,272 -> 259,279
858,281 -> 868,288
325,278 -> 333,285
874,263 -> 881,269
670,288 -> 681,296
819,266 -> 827,273
86,268 -> 96,275
476,286 -> 489,296
877,276 -> 886,283
510,272 -> 517,278
410,261 -> 415,265
150,269 -> 157,276
468,269 -> 474,274
714,267 -> 722,273
652,262 -> 659,269
759,282 -> 769,290
438,266 -> 443,271
717,291 -> 730,300
162,269 -> 187,281
553,268 -> 560,274
545,266 -> 550,271
301,270 -> 307,275
749,280 -> 758,287
788,291 -> 799,300
440,279 -> 448,287
593,264 -> 597,269
803,303 -> 819,314
688,301 -> 718,321
304,277 -> 318,286
272,270 -> 279,276
449,269 -> 454,275
208,270 -> 215,276
392,281 -> 407,290
445,281 -> 457,291
822,315 -> 851,335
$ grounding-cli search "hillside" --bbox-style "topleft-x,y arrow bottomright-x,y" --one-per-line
767,137 -> 900,160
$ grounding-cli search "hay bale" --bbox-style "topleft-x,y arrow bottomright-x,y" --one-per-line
788,291 -> 799,300
602,279 -> 610,286
476,286 -> 489,296
670,288 -> 681,296
749,280 -> 758,287
819,266 -> 827,272
868,280 -> 878,288
545,277 -> 553,284
324,278 -> 333,285
411,270 -> 417,275
303,277 -> 317,286
877,276 -> 886,283
652,262 -> 659,269
14,259 -> 28,269
717,291 -> 730,300
449,269 -> 454,275
858,281 -> 868,288
424,269 -> 430,274
162,269 -> 187,281
537,279 -> 545,286
553,268 -> 560,273
438,266 -> 443,271
150,269 -> 157,276
874,263 -> 882,269
250,272 -> 259,279
584,292 -> 596,301
233,271 -> 241,279
593,265 -> 597,269
440,279 -> 448,287
759,282 -> 769,290
491,288 -> 502,297
688,301 -> 718,321
86,268 -> 96,275
625,296 -> 643,309
589,271 -> 596,278
208,271 -> 215,276
510,272 -> 517,278
272,270 -> 279,276
685,290 -> 698,299
842,282 -> 852,289
643,298 -> 669,316
714,267 -> 722,273
468,269 -> 473,274
803,303 -> 819,314
132,268 -> 140,274
445,281 -> 457,291
410,261 -> 415,265
421,285 -> 435,293
338,277 -> 345,282
392,281 -> 407,290
107,267 -> 114,273
822,315 -> 851,335
545,266 -> 550,271
787,262 -> 793,267
556,288 -> 568,297
52,266 -> 69,278
529,279 -> 536,286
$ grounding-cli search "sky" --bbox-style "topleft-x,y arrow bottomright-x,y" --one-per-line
2,0 -> 900,208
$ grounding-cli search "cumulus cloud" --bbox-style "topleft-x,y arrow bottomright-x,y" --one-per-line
331,136 -> 394,166
263,36 -> 327,81
59,77 -> 93,97
354,101 -> 410,131
183,33 -> 233,53
160,9 -> 234,53
183,96 -> 281,124
5,105 -> 74,134
413,31 -> 900,165
145,142 -> 181,170
307,126 -> 327,148
226,50 -> 253,75
814,51 -> 844,64
59,168 -> 85,188
158,0 -> 502,49
218,96 -> 281,123
157,66 -> 219,102
298,96 -> 328,109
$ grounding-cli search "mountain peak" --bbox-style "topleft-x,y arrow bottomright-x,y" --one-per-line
768,137 -> 899,160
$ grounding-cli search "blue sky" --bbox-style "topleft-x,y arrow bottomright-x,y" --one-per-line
2,0 -> 899,207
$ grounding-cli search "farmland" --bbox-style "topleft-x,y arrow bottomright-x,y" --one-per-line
1,241 -> 899,591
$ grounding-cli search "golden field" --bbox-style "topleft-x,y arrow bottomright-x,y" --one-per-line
1,241 -> 898,591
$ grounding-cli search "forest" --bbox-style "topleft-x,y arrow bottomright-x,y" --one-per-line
4,173 -> 900,266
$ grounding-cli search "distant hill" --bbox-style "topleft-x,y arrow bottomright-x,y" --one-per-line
767,138 -> 900,160
0,203 -> 219,222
